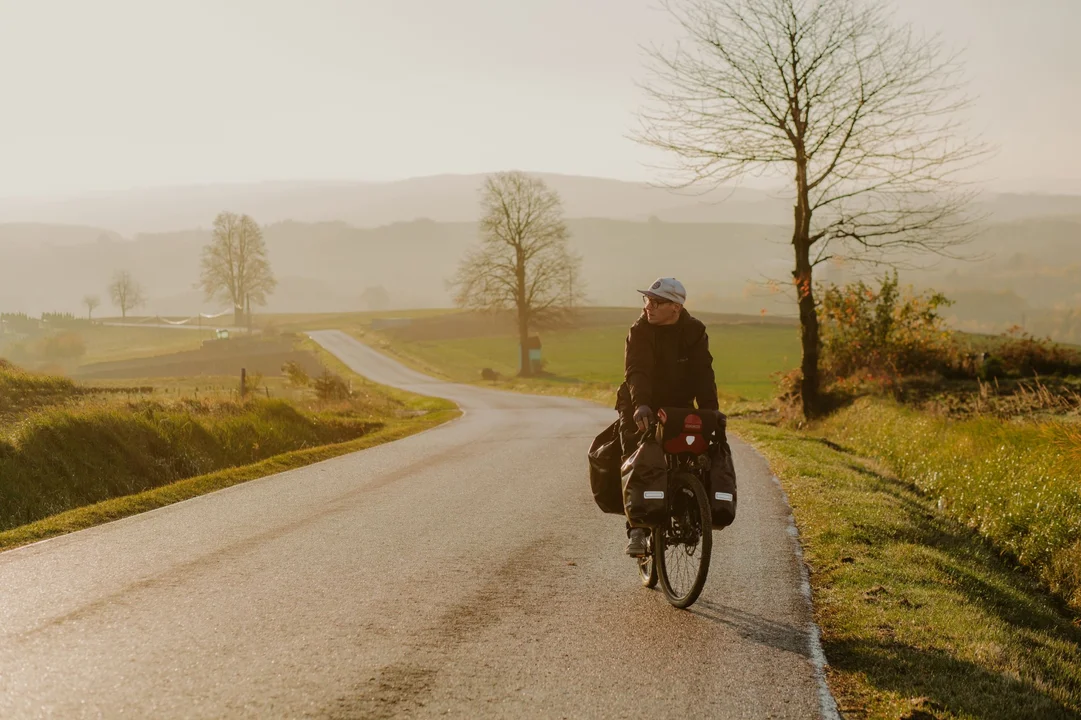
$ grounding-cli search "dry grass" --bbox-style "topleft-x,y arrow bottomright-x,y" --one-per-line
0,358 -> 458,537
0,406 -> 457,553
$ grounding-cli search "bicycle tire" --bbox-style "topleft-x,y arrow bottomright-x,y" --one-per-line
656,472 -> 712,609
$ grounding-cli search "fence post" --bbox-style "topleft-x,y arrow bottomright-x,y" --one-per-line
240,367 -> 247,397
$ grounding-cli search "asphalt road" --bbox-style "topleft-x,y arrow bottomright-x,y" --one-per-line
0,330 -> 836,719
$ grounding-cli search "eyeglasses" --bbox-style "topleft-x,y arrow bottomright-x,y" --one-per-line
643,296 -> 673,308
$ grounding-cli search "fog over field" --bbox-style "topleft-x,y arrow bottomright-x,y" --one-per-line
1,0 -> 1078,341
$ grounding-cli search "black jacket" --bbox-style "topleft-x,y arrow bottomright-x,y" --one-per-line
616,309 -> 719,413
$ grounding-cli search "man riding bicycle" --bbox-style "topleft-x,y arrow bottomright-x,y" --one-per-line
616,277 -> 719,557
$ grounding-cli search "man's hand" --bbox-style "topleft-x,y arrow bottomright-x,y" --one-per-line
634,404 -> 653,432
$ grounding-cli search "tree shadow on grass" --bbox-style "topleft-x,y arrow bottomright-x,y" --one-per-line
828,638 -> 1079,719
792,436 -> 1081,717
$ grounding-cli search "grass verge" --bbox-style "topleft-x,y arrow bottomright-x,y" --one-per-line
735,418 -> 1081,720
820,398 -> 1081,614
0,406 -> 457,553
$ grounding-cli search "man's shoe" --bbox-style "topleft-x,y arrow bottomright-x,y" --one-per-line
626,528 -> 649,557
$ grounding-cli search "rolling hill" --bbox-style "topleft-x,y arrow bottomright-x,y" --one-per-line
0,173 -> 1077,343
1,173 -> 1080,235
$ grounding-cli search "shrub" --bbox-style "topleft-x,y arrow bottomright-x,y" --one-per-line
994,327 -> 1081,377
312,369 -> 350,401
282,361 -> 310,388
818,271 -> 954,382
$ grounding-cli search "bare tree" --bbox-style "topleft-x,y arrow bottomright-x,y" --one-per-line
450,172 -> 584,376
634,0 -> 988,416
83,294 -> 100,321
108,271 -> 146,320
199,212 -> 276,325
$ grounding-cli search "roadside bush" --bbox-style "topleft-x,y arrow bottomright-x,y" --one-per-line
282,360 -> 310,388
994,327 -> 1081,377
818,271 -> 954,383
312,369 -> 350,401
977,355 -> 1006,381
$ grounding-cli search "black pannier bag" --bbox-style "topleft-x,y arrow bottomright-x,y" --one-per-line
588,420 -> 624,515
706,414 -> 738,529
621,432 -> 669,528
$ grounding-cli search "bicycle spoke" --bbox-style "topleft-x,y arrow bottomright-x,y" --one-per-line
657,473 -> 712,608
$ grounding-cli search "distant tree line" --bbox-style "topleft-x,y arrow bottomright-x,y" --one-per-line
73,211 -> 278,326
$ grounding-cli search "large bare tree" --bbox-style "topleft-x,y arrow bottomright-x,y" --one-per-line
450,172 -> 584,376
199,212 -> 276,325
635,0 -> 987,416
108,271 -> 146,319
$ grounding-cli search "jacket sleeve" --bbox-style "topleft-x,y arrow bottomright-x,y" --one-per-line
624,323 -> 653,409
690,327 -> 719,410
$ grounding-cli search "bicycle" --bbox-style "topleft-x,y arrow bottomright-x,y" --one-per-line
632,409 -> 716,609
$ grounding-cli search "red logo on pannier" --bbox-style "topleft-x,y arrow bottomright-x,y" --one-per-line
684,414 -> 702,431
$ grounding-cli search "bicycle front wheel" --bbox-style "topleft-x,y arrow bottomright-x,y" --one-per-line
656,472 -> 712,609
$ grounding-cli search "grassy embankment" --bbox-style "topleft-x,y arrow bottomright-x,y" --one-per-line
739,414 -> 1081,719
0,336 -> 458,551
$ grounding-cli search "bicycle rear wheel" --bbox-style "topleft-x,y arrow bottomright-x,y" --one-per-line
656,472 -> 712,609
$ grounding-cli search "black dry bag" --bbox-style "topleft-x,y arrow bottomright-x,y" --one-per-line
588,420 -> 624,515
621,432 -> 669,528
706,420 -> 738,529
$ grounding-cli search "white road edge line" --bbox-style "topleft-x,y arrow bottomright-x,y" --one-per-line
745,445 -> 842,720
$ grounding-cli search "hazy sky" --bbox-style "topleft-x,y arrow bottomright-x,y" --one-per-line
0,0 -> 1077,197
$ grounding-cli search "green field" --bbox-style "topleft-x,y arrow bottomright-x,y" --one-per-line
2,309 -> 801,402
0,323 -> 215,372
80,325 -> 214,364
363,311 -> 801,403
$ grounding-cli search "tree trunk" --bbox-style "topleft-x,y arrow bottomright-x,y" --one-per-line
516,249 -> 530,377
792,154 -> 821,418
794,239 -> 820,417
518,313 -> 530,378
234,306 -> 244,326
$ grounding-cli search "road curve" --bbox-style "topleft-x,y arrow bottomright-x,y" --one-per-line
0,330 -> 834,719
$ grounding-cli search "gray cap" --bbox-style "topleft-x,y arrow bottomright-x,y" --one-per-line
638,277 -> 686,304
